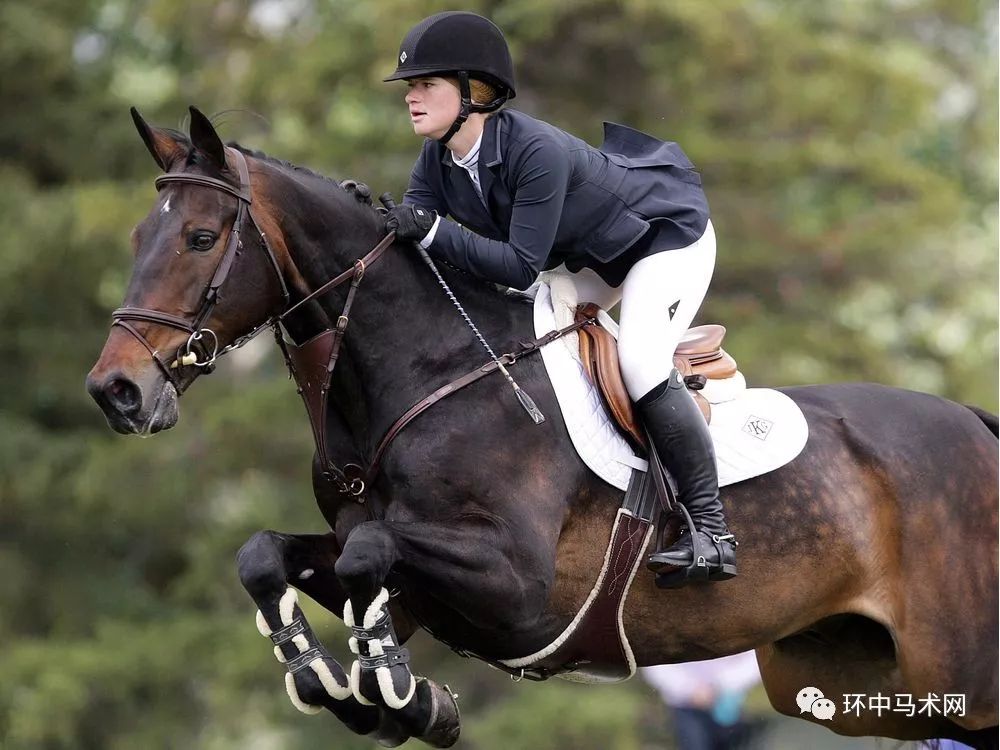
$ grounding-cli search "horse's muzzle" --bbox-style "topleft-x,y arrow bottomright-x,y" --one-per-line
86,368 -> 179,436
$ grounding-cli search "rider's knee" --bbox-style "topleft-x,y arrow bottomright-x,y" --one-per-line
616,336 -> 659,401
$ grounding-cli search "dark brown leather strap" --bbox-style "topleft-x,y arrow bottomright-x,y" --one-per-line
112,307 -> 197,333
278,234 -> 395,323
364,316 -> 595,491
155,171 -> 251,202
528,510 -> 651,680
112,319 -> 177,383
431,469 -> 658,682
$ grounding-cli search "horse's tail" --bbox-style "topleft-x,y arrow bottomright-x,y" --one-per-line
965,404 -> 999,438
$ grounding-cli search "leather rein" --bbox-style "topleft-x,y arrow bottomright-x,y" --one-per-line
112,147 -> 592,513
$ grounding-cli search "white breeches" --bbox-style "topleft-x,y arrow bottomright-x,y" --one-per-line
556,221 -> 717,401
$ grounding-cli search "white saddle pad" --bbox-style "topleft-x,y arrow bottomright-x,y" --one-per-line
532,282 -> 808,490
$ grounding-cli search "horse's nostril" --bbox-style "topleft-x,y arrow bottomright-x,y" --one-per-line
105,377 -> 141,415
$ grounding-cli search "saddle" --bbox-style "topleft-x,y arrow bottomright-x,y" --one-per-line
574,303 -> 738,450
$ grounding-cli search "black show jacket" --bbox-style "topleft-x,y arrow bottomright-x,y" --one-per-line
403,109 -> 710,290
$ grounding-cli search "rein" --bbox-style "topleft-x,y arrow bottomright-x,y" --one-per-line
113,148 -> 592,513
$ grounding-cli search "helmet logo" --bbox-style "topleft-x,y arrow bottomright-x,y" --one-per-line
399,51 -> 407,63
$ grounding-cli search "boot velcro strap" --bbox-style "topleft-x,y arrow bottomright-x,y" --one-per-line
269,618 -> 306,646
359,646 -> 410,670
351,612 -> 391,641
287,647 -> 323,673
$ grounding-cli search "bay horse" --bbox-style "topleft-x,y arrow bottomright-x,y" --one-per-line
87,108 -> 999,748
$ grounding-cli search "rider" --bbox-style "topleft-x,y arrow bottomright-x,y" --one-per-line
383,11 -> 737,587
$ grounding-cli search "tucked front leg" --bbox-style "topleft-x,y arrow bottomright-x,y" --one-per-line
236,531 -> 391,739
335,517 -> 552,747
336,522 -> 464,748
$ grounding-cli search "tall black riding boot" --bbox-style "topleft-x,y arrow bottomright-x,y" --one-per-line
638,369 -> 737,587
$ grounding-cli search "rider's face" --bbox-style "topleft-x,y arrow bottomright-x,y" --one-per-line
404,77 -> 460,139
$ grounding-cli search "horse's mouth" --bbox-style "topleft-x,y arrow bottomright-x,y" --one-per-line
104,381 -> 180,436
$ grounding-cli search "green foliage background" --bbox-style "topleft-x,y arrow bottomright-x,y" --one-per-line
0,1 -> 995,748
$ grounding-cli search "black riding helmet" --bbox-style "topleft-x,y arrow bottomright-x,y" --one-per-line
384,11 -> 516,144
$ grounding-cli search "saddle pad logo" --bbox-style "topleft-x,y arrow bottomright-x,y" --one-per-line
743,415 -> 773,440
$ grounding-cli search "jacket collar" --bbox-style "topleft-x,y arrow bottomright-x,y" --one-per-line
481,112 -> 503,167
439,112 -> 504,168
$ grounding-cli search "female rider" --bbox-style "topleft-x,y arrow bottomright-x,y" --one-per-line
383,11 -> 737,588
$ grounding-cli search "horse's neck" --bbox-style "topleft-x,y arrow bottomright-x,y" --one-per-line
268,171 -> 529,454
332,253 -> 528,452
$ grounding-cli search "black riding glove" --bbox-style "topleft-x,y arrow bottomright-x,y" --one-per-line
386,205 -> 437,244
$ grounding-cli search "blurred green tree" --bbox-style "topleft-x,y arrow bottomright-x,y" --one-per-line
0,0 -> 995,748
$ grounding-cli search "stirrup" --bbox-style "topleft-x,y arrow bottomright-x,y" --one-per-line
648,504 -> 738,588
653,532 -> 738,589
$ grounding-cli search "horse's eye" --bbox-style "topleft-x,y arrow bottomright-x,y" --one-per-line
189,231 -> 217,252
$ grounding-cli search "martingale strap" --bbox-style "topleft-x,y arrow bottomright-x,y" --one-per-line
361,316 -> 597,504
281,302 -> 596,511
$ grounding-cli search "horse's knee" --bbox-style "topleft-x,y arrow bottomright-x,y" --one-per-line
335,524 -> 396,590
237,530 -> 287,598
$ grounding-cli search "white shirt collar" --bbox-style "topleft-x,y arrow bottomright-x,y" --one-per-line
452,131 -> 483,169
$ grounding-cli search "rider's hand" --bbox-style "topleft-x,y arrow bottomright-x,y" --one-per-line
386,205 -> 437,243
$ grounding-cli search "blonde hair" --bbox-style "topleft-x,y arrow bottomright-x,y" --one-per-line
470,78 -> 500,105
443,76 -> 500,106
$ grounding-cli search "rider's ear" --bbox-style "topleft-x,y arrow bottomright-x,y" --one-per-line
188,106 -> 227,171
130,107 -> 186,171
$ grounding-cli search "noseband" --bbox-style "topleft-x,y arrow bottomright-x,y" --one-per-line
111,147 -> 393,387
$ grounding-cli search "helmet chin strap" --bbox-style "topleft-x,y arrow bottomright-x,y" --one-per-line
437,71 -> 511,145
437,71 -> 473,145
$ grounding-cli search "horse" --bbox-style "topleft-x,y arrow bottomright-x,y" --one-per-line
87,107 -> 999,748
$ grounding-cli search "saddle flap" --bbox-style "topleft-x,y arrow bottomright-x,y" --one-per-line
576,305 -> 646,449
575,305 -> 719,440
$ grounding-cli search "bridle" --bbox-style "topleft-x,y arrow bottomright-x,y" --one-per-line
109,146 -> 585,510
111,147 -> 394,388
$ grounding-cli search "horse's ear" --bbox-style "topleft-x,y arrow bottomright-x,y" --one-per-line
130,107 -> 185,171
188,106 -> 227,170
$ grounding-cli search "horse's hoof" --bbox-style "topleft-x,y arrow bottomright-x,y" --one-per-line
417,679 -> 461,748
372,713 -> 409,747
